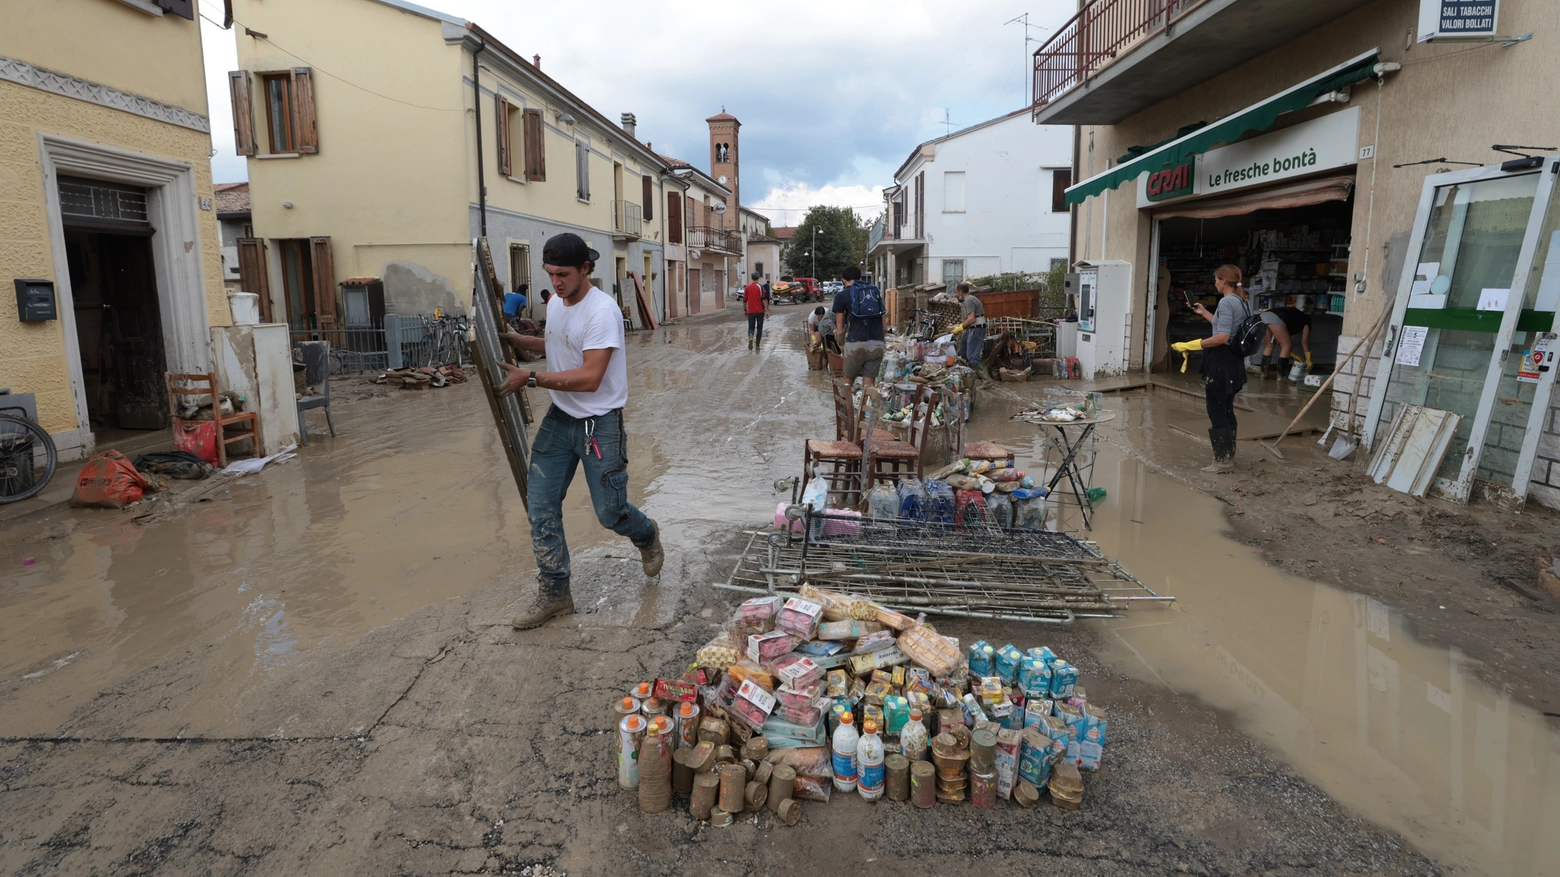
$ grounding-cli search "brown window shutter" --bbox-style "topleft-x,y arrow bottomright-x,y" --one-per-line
155,0 -> 194,19
291,68 -> 319,154
523,108 -> 545,181
1052,169 -> 1071,212
667,192 -> 681,243
496,95 -> 512,177
236,238 -> 271,322
310,236 -> 337,324
228,71 -> 256,156
642,175 -> 653,221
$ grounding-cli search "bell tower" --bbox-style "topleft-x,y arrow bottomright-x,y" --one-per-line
707,108 -> 740,226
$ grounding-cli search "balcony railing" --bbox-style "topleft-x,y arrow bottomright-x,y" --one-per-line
688,225 -> 740,253
1033,0 -> 1208,109
892,211 -> 925,242
612,200 -> 642,237
868,215 -> 886,251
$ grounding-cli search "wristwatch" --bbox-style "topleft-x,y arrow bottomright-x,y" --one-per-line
525,370 -> 539,389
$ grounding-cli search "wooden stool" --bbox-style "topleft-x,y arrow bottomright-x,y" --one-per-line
961,440 -> 1015,467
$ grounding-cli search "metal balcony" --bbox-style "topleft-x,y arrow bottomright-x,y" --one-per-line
612,200 -> 642,238
687,225 -> 740,254
1031,0 -> 1379,125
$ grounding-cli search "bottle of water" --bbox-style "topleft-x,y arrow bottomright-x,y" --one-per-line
831,711 -> 859,793
856,720 -> 885,801
901,708 -> 929,762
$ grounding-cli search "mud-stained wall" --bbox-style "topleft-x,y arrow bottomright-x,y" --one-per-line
0,80 -> 226,440
382,261 -> 460,318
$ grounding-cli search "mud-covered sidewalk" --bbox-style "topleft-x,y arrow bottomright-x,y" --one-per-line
0,308 -> 1550,876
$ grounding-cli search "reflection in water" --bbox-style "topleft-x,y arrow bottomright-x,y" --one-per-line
1043,411 -> 1560,877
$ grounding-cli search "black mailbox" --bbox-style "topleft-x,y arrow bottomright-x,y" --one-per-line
14,279 -> 57,322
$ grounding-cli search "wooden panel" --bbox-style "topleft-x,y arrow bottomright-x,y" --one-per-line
471,238 -> 531,508
975,289 -> 1039,319
642,175 -> 653,221
236,237 -> 271,322
228,72 -> 256,156
291,68 -> 319,154
667,192 -> 682,244
310,236 -> 336,324
523,109 -> 545,181
496,95 -> 512,177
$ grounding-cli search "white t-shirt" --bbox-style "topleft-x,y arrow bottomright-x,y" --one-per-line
544,286 -> 627,418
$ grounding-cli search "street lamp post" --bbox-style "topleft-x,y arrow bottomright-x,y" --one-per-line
811,226 -> 818,280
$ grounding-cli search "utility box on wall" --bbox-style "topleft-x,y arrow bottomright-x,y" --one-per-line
1073,260 -> 1132,380
14,279 -> 57,321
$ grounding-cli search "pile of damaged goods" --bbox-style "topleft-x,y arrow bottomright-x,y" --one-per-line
615,586 -> 1106,825
372,365 -> 468,388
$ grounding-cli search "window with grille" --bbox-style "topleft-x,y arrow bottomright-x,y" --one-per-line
509,243 -> 531,296
58,177 -> 149,228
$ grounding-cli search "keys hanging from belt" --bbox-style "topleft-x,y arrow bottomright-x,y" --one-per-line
584,418 -> 602,459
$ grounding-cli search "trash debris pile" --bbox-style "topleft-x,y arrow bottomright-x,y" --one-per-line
372,365 -> 469,389
615,585 -> 1109,825
1011,393 -> 1102,424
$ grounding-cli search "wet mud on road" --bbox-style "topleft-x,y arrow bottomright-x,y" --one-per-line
0,308 -> 1552,875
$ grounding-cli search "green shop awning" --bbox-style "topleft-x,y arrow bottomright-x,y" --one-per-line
1065,49 -> 1382,206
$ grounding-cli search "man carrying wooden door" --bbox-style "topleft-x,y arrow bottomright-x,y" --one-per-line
497,233 -> 664,629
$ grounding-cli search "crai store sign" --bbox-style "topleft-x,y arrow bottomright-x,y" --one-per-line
1137,106 -> 1361,209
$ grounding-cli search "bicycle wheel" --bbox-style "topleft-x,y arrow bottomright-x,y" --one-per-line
0,414 -> 58,503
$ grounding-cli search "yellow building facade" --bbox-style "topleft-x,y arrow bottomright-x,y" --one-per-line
0,0 -> 227,458
230,0 -> 677,328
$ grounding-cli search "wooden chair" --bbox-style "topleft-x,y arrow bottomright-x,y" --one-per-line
803,382 -> 865,508
166,372 -> 259,468
862,387 -> 929,488
961,439 -> 1015,468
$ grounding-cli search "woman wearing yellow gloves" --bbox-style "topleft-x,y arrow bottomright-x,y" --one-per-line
1171,264 -> 1248,473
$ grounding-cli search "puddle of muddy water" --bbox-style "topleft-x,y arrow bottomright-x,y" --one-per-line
969,392 -> 1560,877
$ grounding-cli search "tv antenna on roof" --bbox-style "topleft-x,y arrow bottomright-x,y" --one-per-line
1005,13 -> 1049,105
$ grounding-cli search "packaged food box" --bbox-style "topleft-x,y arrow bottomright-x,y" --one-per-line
907,691 -> 934,718
994,644 -> 1024,684
1018,656 -> 1052,697
778,696 -> 827,727
863,702 -> 884,730
967,640 -> 996,677
811,652 -> 854,671
826,669 -> 849,698
1024,698 -> 1055,729
776,597 -> 825,640
774,654 -> 824,690
1027,645 -> 1058,666
1067,685 -> 1088,711
904,667 -> 934,696
883,695 -> 909,735
816,620 -> 883,641
864,677 -> 894,706
847,647 -> 909,676
1084,704 -> 1108,747
762,714 -> 827,748
795,640 -> 846,657
1018,726 -> 1053,788
961,693 -> 988,727
654,677 -> 697,703
697,635 -> 740,670
1050,661 -> 1079,699
727,660 -> 775,692
994,728 -> 1022,799
735,596 -> 783,625
979,677 -> 1005,705
777,678 -> 823,710
937,708 -> 965,735
747,631 -> 798,665
852,630 -> 898,655
730,678 -> 777,730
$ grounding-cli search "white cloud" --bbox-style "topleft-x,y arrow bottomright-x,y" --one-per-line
750,182 -> 885,228
199,0 -> 1074,196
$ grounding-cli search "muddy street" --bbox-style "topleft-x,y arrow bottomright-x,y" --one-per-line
1,308 -> 1556,876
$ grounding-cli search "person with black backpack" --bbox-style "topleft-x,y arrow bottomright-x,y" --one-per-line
1171,264 -> 1255,473
833,265 -> 886,388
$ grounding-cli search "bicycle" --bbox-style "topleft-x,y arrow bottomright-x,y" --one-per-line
0,412 -> 58,503
425,313 -> 472,368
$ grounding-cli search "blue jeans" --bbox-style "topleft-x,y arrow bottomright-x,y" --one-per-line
747,312 -> 765,342
962,326 -> 987,368
527,406 -> 656,586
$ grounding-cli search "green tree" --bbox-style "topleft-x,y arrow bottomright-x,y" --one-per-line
784,206 -> 867,280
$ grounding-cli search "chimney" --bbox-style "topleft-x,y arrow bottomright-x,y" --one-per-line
620,113 -> 637,140
532,54 -> 541,69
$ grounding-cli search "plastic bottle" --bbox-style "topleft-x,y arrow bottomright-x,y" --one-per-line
901,708 -> 929,763
856,720 -> 885,801
832,711 -> 860,793
637,723 -> 672,813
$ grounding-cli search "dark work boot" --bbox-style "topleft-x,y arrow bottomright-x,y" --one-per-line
1202,428 -> 1236,473
640,521 -> 664,578
512,579 -> 574,630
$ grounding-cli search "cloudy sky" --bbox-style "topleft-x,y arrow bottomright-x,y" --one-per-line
199,0 -> 1071,226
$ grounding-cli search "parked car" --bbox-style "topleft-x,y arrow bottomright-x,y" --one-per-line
773,277 -> 822,303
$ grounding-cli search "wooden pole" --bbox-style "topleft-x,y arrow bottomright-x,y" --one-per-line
1259,300 -> 1394,459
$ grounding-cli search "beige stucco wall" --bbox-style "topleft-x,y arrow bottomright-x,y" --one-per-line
2,0 -> 209,115
1073,0 -> 1560,358
234,0 -> 473,309
0,17 -> 223,438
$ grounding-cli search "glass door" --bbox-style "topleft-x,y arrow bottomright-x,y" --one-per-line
1364,158 -> 1559,504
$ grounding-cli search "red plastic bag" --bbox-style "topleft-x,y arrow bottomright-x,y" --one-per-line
72,450 -> 154,509
173,420 -> 219,465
